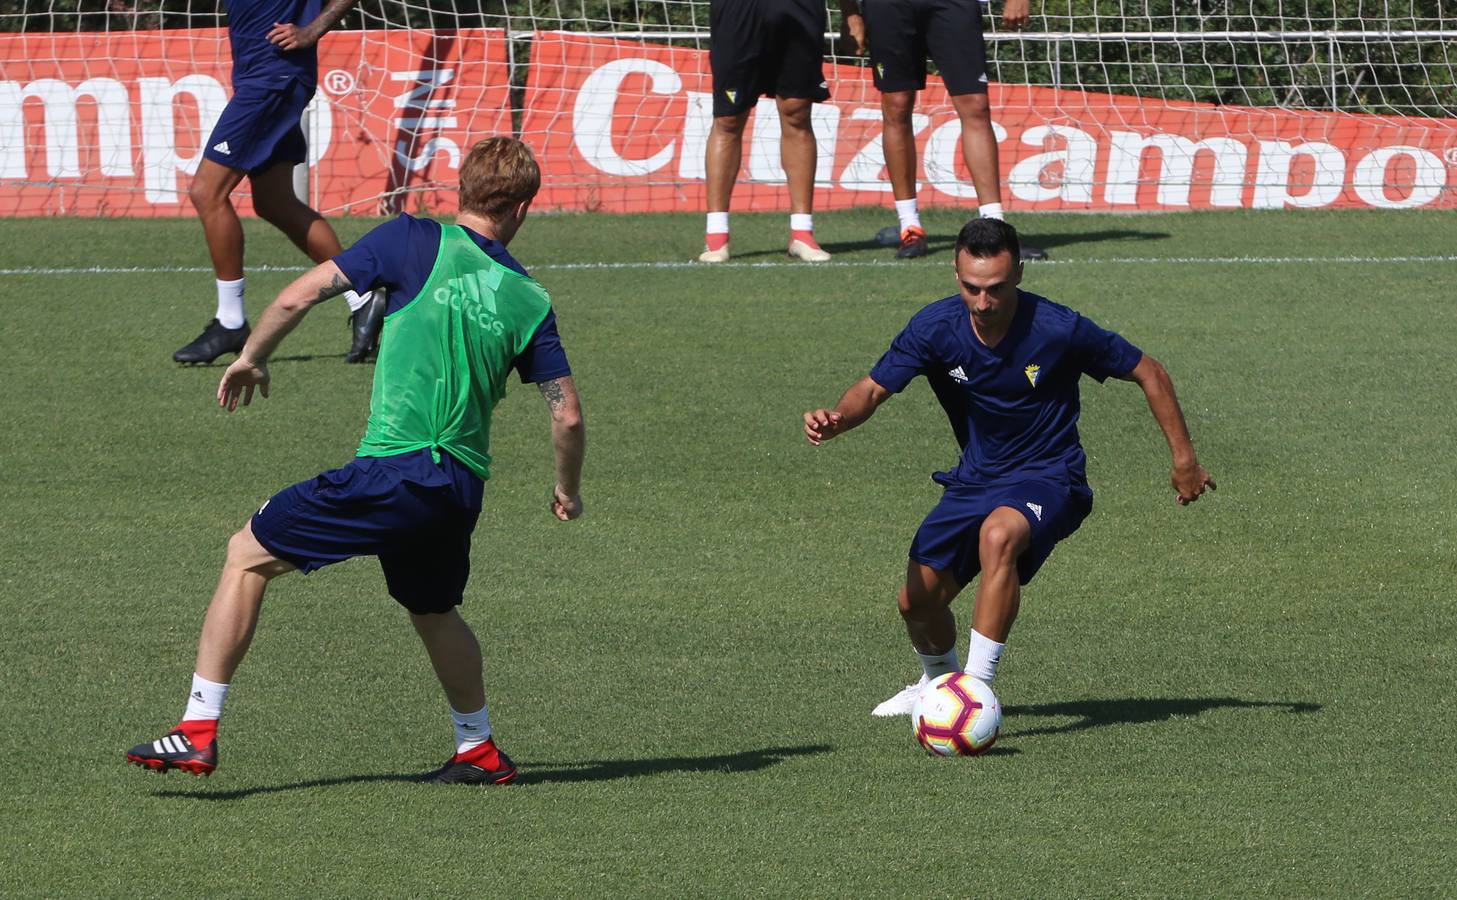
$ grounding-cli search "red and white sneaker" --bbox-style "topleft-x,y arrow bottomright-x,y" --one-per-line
787,231 -> 831,262
423,738 -> 518,785
698,233 -> 731,263
125,728 -> 218,776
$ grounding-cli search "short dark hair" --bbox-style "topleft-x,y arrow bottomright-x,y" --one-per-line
954,217 -> 1020,262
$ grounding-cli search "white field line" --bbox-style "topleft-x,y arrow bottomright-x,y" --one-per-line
2,255 -> 1456,277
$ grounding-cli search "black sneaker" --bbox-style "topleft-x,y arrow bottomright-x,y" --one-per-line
125,729 -> 217,776
895,225 -> 929,259
422,742 -> 518,785
1020,244 -> 1049,261
345,290 -> 386,364
173,318 -> 249,364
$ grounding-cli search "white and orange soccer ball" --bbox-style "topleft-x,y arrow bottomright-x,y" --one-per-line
911,672 -> 1002,756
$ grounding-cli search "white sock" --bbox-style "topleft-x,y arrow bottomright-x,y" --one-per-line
895,198 -> 922,233
705,211 -> 730,234
342,289 -> 371,313
451,703 -> 492,753
183,673 -> 230,721
789,213 -> 814,233
215,277 -> 246,329
915,647 -> 960,680
978,202 -> 1005,221
964,628 -> 1005,683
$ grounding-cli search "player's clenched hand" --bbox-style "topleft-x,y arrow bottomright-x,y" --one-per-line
1172,462 -> 1215,506
1002,0 -> 1030,29
804,409 -> 844,445
218,358 -> 270,412
267,22 -> 316,50
840,13 -> 867,56
551,485 -> 583,521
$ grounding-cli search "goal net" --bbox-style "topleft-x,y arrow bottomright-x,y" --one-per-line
2,1 -> 1454,217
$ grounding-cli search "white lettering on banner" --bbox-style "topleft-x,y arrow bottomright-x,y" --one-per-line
1009,125 -> 1098,204
0,78 -> 134,179
139,75 -> 227,203
924,119 -> 1007,199
573,58 -> 680,176
1352,145 -> 1447,209
745,97 -> 840,185
1104,132 -> 1247,208
391,69 -> 461,172
677,91 -> 712,180
839,107 -> 924,191
1253,140 -> 1345,208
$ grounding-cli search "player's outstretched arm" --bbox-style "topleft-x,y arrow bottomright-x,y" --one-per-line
538,376 -> 585,521
803,376 -> 893,445
217,261 -> 354,411
268,0 -> 359,50
1121,354 -> 1216,505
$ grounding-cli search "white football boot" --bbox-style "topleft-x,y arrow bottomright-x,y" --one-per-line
787,237 -> 831,262
698,240 -> 731,263
871,673 -> 929,717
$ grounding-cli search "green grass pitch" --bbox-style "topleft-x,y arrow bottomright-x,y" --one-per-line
1,208 -> 1454,896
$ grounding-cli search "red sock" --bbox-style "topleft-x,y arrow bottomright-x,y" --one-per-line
704,232 -> 729,251
790,230 -> 820,249
176,718 -> 218,747
454,737 -> 502,768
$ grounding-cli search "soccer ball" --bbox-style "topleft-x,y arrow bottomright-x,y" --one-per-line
912,672 -> 1001,756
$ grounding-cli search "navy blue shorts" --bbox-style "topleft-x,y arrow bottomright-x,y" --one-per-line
251,449 -> 485,615
909,479 -> 1093,587
202,79 -> 313,175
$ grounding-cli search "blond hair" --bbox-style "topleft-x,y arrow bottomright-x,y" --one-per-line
458,137 -> 541,220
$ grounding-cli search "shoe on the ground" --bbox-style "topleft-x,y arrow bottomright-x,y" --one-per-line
345,289 -> 386,364
787,237 -> 831,262
871,674 -> 929,718
173,318 -> 250,364
698,240 -> 731,263
1020,244 -> 1049,261
125,729 -> 218,776
423,740 -> 518,785
874,225 -> 901,247
896,225 -> 929,259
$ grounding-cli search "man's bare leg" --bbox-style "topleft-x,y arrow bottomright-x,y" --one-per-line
194,522 -> 297,683
411,609 -> 516,783
700,111 -> 750,261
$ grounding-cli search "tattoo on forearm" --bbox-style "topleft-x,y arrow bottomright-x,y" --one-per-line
315,272 -> 351,303
538,378 -> 567,410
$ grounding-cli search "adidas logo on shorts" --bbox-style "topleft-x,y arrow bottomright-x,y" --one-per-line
213,141 -> 231,155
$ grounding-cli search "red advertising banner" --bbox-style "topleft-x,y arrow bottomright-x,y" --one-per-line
0,28 -> 511,216
522,31 -> 1457,212
5,28 -> 1455,216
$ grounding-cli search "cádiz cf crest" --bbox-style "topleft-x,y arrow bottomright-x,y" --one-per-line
1024,364 -> 1041,387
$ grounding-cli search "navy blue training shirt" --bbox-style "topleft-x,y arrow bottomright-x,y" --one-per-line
869,291 -> 1143,488
333,213 -> 572,385
225,0 -> 322,89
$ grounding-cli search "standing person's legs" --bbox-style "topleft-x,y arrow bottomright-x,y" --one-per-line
879,90 -> 921,203
776,96 -> 817,216
249,162 -> 384,361
248,161 -> 347,264
871,560 -> 963,716
705,112 -> 751,220
949,92 -> 1003,212
189,159 -> 249,284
